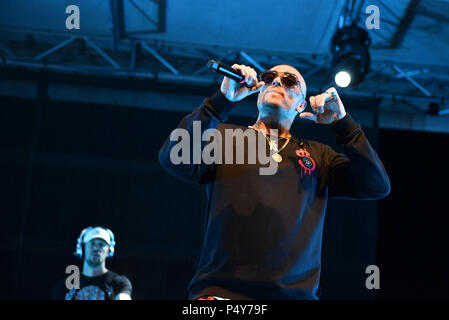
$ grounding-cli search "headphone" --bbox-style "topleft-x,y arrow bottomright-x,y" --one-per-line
74,226 -> 116,259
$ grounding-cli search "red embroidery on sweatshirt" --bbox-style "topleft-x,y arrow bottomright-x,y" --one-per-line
296,148 -> 316,177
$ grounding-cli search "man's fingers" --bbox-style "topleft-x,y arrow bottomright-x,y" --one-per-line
299,112 -> 317,122
249,67 -> 258,86
305,88 -> 341,119
231,64 -> 247,84
317,94 -> 327,113
324,91 -> 338,103
309,96 -> 317,112
309,95 -> 323,114
231,64 -> 243,76
237,65 -> 250,85
231,64 -> 258,86
249,81 -> 265,94
325,87 -> 338,96
324,87 -> 339,103
235,64 -> 262,93
310,94 -> 326,114
243,66 -> 257,86
241,66 -> 249,84
240,66 -> 250,84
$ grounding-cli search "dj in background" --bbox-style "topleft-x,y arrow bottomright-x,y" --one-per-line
51,226 -> 132,300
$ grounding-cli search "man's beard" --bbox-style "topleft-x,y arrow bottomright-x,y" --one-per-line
256,110 -> 285,132
259,102 -> 291,121
85,255 -> 103,267
258,119 -> 283,130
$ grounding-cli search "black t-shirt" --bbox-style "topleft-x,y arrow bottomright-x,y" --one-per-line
51,271 -> 132,300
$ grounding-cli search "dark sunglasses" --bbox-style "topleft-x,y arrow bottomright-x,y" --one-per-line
258,70 -> 300,89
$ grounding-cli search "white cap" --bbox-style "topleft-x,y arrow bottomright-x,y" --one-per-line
83,227 -> 111,245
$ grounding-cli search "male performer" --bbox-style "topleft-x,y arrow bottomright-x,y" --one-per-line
52,226 -> 132,300
158,63 -> 390,300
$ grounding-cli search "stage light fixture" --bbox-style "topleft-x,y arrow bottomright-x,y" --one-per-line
331,23 -> 371,88
334,71 -> 351,88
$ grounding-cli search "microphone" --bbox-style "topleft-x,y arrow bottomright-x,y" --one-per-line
207,60 -> 253,87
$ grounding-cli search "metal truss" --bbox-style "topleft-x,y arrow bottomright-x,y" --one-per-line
0,31 -> 448,116
109,0 -> 165,50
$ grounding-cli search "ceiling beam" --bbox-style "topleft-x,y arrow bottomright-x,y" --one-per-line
388,0 -> 421,48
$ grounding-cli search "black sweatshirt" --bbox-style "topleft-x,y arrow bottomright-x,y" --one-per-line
158,90 -> 390,300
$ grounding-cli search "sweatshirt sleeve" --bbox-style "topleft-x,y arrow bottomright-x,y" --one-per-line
114,275 -> 133,297
323,114 -> 391,200
158,90 -> 237,184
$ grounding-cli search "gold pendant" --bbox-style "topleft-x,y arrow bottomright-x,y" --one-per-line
272,153 -> 282,163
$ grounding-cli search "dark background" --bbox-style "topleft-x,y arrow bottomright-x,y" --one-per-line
1,71 -> 448,300
377,129 -> 449,299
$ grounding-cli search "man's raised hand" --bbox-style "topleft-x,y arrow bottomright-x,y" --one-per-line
220,64 -> 265,102
299,87 -> 347,124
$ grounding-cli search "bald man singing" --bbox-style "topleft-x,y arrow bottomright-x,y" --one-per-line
159,63 -> 390,300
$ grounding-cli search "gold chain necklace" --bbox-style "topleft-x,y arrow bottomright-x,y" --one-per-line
248,125 -> 291,163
